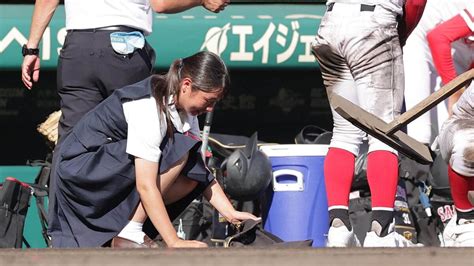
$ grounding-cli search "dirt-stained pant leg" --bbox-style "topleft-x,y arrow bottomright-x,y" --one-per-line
312,3 -> 403,156
311,17 -> 365,155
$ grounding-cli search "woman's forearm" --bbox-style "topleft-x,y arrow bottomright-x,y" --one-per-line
135,158 -> 179,246
203,179 -> 235,221
138,186 -> 180,246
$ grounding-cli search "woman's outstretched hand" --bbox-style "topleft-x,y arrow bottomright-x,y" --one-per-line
226,210 -> 261,225
168,238 -> 208,248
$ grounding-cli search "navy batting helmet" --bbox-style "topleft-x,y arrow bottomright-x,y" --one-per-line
221,132 -> 272,201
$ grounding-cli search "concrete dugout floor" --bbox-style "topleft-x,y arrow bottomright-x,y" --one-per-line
0,247 -> 472,266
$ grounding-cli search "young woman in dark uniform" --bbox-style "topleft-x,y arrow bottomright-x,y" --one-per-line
48,51 -> 259,248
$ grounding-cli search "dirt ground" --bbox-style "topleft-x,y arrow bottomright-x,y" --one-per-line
0,247 -> 472,266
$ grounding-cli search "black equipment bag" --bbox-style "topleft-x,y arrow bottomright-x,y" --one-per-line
224,219 -> 313,248
0,160 -> 51,249
398,153 -> 446,246
0,178 -> 32,248
349,153 -> 446,246
171,197 -> 213,244
349,144 -> 440,245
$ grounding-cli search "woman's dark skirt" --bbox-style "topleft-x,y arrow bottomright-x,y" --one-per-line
48,131 -> 213,247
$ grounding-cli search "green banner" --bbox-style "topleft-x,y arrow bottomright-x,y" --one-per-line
0,4 -> 325,69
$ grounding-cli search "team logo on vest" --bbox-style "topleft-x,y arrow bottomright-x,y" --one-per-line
437,204 -> 456,223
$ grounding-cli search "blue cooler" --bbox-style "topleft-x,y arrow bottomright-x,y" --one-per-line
260,144 -> 329,247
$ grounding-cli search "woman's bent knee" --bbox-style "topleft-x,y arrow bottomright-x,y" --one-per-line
163,176 -> 198,204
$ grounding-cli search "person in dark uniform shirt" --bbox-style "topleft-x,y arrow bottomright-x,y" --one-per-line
48,51 -> 259,248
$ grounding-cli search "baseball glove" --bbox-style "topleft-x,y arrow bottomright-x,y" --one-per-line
37,110 -> 61,146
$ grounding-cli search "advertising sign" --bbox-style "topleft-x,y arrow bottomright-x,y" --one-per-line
0,4 -> 325,69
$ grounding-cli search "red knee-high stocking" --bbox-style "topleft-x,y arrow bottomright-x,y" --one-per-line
367,151 -> 398,209
448,165 -> 474,211
324,147 -> 355,208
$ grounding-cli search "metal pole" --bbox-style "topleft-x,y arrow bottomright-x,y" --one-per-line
201,110 -> 214,160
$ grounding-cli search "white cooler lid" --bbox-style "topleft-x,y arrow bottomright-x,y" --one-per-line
259,144 -> 329,157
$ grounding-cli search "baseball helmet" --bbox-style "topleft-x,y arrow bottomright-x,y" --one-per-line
221,132 -> 272,201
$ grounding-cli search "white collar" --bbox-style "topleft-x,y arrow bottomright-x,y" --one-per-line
167,97 -> 191,133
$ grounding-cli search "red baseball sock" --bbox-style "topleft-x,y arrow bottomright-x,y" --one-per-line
448,165 -> 474,211
367,151 -> 398,209
324,147 -> 355,208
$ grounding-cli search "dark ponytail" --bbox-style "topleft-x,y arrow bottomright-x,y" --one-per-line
150,59 -> 182,138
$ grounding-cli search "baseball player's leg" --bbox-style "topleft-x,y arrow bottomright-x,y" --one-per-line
362,79 -> 403,245
324,82 -> 366,247
424,55 -> 469,144
403,34 -> 438,144
313,35 -> 364,247
439,118 -> 474,246
414,48 -> 470,143
349,13 -> 416,246
433,77 -> 450,138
